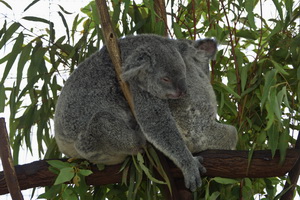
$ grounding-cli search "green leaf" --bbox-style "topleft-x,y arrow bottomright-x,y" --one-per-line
278,129 -> 289,164
58,11 -> 70,42
214,82 -> 241,99
137,153 -> 166,185
54,167 -> 75,185
267,22 -> 283,40
270,59 -> 288,75
245,0 -> 256,29
173,23 -> 184,39
58,4 -> 73,15
213,177 -> 239,184
0,84 -> 5,112
16,43 -> 32,92
209,191 -> 220,200
272,0 -> 283,20
265,102 -> 275,130
267,125 -> 279,157
236,30 -> 258,40
27,42 -> 47,81
47,160 -> 73,169
22,16 -> 50,24
23,0 -> 40,12
269,87 -> 281,121
0,0 -> 12,10
261,69 -> 277,107
78,169 -> 93,176
240,65 -> 249,92
0,32 -> 24,84
37,184 -> 62,199
0,22 -> 20,50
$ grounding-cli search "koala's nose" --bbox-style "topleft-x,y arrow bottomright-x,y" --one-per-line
177,78 -> 187,96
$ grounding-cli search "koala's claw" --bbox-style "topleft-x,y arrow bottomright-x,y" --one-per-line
183,156 -> 207,192
196,156 -> 207,174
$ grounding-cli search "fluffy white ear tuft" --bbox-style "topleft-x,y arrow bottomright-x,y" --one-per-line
194,39 -> 218,58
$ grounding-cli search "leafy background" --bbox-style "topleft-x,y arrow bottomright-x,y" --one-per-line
0,0 -> 299,199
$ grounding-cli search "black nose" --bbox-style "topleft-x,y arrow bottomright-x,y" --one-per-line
177,78 -> 187,96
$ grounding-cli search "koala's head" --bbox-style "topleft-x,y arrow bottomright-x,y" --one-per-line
122,42 -> 187,99
178,38 -> 217,76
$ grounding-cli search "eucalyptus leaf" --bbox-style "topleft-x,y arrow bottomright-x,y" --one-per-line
23,16 -> 50,24
213,177 -> 239,185
54,167 -> 75,185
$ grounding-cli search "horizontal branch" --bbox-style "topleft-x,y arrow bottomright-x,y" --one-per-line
0,149 -> 299,195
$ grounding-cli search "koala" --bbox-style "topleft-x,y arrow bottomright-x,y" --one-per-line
54,34 -> 237,192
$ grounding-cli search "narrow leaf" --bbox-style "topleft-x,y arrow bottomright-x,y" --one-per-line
16,43 -> 32,92
267,125 -> 279,157
0,22 -> 20,50
272,0 -> 283,20
0,0 -> 12,10
261,69 -> 277,107
213,177 -> 239,184
58,11 -> 70,42
58,4 -> 73,15
23,16 -> 50,24
1,32 -> 24,84
0,84 -> 6,112
23,0 -> 40,12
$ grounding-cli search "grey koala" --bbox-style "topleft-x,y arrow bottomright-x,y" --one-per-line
54,34 -> 237,192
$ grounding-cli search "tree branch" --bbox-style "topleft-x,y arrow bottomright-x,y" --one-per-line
0,118 -> 24,199
280,131 -> 300,200
0,149 -> 299,195
95,0 -> 135,115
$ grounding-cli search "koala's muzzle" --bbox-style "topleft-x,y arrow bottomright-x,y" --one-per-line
169,78 -> 187,99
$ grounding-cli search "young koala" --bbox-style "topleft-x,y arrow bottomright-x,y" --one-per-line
54,34 -> 237,192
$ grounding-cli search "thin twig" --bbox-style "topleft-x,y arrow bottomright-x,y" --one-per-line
220,0 -> 242,123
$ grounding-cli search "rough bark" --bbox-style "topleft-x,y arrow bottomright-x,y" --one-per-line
0,118 -> 24,199
0,149 -> 299,195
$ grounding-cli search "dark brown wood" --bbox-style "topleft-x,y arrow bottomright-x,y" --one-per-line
0,149 -> 299,195
155,151 -> 181,200
0,118 -> 24,199
280,132 -> 300,200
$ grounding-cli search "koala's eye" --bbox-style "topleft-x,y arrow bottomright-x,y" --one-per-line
162,77 -> 171,83
136,53 -> 149,61
137,55 -> 145,61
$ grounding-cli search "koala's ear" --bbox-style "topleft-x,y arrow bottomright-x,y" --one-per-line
121,64 -> 148,81
121,50 -> 152,82
194,39 -> 217,59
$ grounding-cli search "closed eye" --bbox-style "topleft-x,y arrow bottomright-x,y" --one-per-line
162,77 -> 171,82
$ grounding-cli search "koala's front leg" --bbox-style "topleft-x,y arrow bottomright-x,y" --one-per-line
132,90 -> 206,191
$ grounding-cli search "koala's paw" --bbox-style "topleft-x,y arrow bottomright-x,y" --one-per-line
226,125 -> 238,150
183,156 -> 206,192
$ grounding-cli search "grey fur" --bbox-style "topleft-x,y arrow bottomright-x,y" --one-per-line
54,34 -> 237,191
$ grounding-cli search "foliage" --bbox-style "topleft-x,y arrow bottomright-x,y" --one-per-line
0,0 -> 299,199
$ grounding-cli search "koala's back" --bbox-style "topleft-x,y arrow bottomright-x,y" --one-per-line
55,48 -> 128,142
